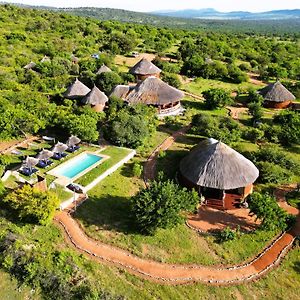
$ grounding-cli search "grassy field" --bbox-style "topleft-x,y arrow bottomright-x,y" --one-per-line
183,78 -> 259,96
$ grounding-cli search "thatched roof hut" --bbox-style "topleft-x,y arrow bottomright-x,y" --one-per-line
67,136 -> 81,147
82,86 -> 108,106
37,149 -> 54,161
111,77 -> 184,106
260,81 -> 295,108
130,58 -> 161,80
64,78 -> 91,99
23,61 -> 36,70
96,64 -> 112,75
179,139 -> 259,190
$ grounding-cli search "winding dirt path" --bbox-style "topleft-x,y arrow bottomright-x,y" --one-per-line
55,129 -> 300,285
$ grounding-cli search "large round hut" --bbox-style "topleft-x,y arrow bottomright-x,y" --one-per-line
178,139 -> 259,210
82,85 -> 108,112
64,78 -> 91,100
259,81 -> 295,109
130,58 -> 161,82
111,76 -> 184,116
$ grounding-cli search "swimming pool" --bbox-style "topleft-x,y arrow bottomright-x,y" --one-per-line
55,153 -> 102,179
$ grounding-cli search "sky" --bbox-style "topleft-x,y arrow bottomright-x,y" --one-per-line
4,0 -> 300,12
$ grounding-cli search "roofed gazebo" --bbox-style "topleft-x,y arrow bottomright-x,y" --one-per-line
178,139 -> 259,210
111,77 -> 184,116
130,58 -> 161,82
82,85 -> 108,112
259,81 -> 295,109
64,78 -> 91,100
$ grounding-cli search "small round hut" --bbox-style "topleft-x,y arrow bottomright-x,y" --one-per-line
64,78 -> 91,100
111,77 -> 184,116
179,139 -> 259,210
96,64 -> 112,75
82,85 -> 108,112
259,81 -> 295,109
130,58 -> 161,82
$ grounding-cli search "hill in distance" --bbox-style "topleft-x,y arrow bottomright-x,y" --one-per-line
152,8 -> 300,20
4,3 -> 300,33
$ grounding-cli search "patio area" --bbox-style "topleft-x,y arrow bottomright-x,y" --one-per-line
187,206 -> 260,233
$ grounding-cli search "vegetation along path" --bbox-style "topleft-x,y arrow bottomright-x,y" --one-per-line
55,128 -> 300,285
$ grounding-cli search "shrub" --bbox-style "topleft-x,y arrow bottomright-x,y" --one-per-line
161,72 -> 181,88
96,71 -> 123,94
257,162 -> 292,184
3,185 -> 59,225
131,174 -> 199,234
203,88 -> 233,110
243,127 -> 264,142
132,162 -> 143,177
249,192 -> 290,231
217,226 -> 238,242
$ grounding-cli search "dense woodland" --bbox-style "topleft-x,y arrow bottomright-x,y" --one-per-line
0,4 -> 300,300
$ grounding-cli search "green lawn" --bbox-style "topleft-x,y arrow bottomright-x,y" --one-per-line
183,78 -> 259,96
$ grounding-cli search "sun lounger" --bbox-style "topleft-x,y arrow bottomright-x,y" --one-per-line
19,167 -> 38,176
66,145 -> 80,153
37,159 -> 53,168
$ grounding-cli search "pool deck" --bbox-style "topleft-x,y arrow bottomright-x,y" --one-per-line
59,149 -> 136,210
48,151 -> 109,186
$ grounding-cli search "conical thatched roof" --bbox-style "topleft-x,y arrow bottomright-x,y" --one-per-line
259,81 -> 295,103
111,77 -> 184,105
53,142 -> 68,153
130,58 -> 161,75
23,61 -> 36,70
23,157 -> 39,168
37,149 -> 54,161
180,139 -> 259,190
82,86 -> 108,106
64,78 -> 91,99
67,136 -> 81,147
96,64 -> 112,75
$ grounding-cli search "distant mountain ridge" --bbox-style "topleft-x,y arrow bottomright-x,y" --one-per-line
152,8 -> 300,20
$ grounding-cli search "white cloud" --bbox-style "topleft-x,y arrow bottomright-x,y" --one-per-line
4,0 -> 300,12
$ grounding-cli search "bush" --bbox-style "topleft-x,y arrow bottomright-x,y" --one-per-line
191,114 -> 242,144
3,185 -> 59,225
131,174 -> 199,234
96,71 -> 123,94
132,162 -> 143,177
217,226 -> 238,243
257,162 -> 292,184
243,127 -> 264,142
249,192 -> 290,231
203,88 -> 233,110
161,72 -> 181,88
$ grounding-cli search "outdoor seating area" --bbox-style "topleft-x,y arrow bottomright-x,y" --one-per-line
18,136 -> 81,176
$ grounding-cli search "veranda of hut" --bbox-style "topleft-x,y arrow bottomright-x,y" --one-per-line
178,139 -> 259,210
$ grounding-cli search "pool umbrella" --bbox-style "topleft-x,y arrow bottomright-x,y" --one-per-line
23,157 -> 39,170
67,136 -> 81,147
53,142 -> 68,154
37,149 -> 54,161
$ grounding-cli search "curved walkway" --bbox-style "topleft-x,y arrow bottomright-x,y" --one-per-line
55,129 -> 300,285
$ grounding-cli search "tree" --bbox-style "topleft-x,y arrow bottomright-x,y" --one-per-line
105,104 -> 157,148
248,102 -> 263,122
162,73 -> 181,88
96,72 -> 123,94
249,192 -> 290,231
273,110 -> 300,146
203,88 -> 233,110
3,185 -> 59,225
131,174 -> 199,234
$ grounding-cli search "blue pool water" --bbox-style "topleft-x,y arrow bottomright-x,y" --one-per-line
57,153 -> 102,179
